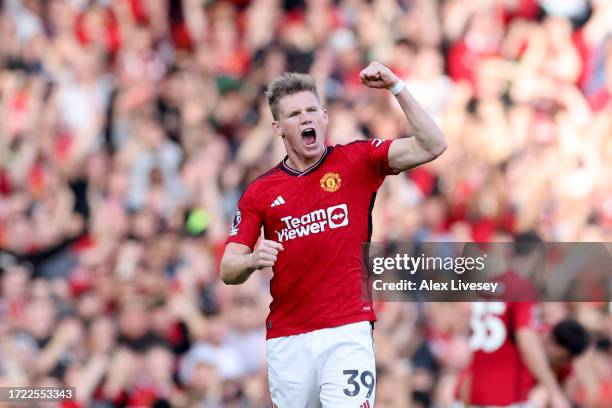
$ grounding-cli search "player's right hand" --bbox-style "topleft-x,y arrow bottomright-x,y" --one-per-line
549,390 -> 571,408
250,239 -> 284,270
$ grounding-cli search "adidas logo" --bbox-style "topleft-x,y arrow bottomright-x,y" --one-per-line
359,401 -> 371,408
271,196 -> 286,207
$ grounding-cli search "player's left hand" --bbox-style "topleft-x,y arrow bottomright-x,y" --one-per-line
359,61 -> 401,90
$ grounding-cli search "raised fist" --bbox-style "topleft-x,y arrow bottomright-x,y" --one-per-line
359,61 -> 401,90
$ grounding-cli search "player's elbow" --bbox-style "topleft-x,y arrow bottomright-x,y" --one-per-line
428,139 -> 447,159
220,270 -> 235,285
220,265 -> 239,285
220,257 -> 251,285
221,271 -> 241,285
219,258 -> 239,285
220,244 -> 254,285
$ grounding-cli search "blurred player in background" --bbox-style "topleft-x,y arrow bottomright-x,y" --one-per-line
459,308 -> 590,408
220,62 -> 446,407
464,302 -> 563,408
543,318 -> 590,386
458,237 -> 590,408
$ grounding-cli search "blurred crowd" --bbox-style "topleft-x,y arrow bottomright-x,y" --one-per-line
0,0 -> 611,407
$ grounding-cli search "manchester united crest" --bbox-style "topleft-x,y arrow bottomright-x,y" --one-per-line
320,172 -> 341,192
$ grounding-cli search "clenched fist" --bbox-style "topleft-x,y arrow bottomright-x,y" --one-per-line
359,61 -> 401,90
250,239 -> 284,270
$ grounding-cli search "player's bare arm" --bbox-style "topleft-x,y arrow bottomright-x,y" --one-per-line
220,240 -> 284,285
516,328 -> 571,408
359,61 -> 447,172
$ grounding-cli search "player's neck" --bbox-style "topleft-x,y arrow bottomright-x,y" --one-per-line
285,151 -> 325,172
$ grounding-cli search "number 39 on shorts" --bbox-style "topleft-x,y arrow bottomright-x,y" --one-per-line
342,369 -> 375,398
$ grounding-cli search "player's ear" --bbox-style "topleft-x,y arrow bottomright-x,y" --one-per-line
323,108 -> 328,125
272,121 -> 284,138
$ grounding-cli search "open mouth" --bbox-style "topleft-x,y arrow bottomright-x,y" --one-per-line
301,128 -> 316,146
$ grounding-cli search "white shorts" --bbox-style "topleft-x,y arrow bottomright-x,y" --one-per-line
267,321 -> 376,408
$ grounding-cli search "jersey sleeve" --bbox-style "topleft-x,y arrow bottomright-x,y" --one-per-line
365,138 -> 400,188
512,302 -> 537,330
226,186 -> 262,250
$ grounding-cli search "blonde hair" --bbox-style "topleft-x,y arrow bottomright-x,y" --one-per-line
265,72 -> 320,120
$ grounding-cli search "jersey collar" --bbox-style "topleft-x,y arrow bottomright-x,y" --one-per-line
281,147 -> 332,177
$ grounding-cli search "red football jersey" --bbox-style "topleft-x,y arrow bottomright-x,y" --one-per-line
468,301 -> 538,405
226,139 -> 397,339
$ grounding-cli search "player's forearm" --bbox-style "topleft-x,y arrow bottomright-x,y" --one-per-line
393,86 -> 447,158
221,240 -> 282,284
220,252 -> 256,285
516,328 -> 563,395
